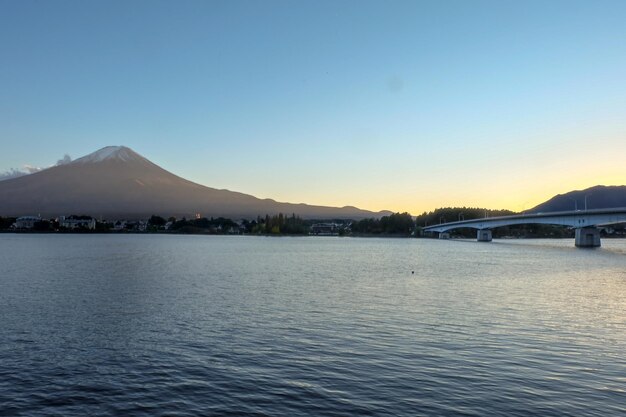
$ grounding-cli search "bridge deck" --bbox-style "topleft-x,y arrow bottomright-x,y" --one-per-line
423,207 -> 626,233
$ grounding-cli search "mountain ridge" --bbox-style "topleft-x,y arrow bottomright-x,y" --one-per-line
528,185 -> 626,213
0,146 -> 392,220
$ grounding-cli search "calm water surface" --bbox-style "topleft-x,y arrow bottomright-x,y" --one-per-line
0,235 -> 625,416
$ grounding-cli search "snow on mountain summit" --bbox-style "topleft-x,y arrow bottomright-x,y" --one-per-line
72,146 -> 145,164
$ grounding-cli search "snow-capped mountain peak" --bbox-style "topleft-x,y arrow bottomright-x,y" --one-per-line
72,146 -> 145,164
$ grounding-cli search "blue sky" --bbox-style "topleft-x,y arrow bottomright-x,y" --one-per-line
2,0 -> 626,213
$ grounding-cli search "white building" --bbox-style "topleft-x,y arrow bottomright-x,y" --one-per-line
310,222 -> 341,236
59,216 -> 96,230
14,216 -> 40,229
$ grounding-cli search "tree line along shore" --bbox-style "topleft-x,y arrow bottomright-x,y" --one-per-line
1,212 -> 415,236
4,207 -> 624,238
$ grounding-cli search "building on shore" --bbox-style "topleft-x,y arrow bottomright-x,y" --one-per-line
310,223 -> 341,236
13,216 -> 41,229
59,215 -> 96,230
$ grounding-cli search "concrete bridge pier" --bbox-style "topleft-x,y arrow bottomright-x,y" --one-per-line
477,229 -> 492,242
575,227 -> 601,248
439,232 -> 450,239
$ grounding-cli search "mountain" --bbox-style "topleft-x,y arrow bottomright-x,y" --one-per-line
0,146 -> 392,220
528,185 -> 626,213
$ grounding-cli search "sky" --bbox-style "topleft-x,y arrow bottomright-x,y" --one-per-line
1,0 -> 626,214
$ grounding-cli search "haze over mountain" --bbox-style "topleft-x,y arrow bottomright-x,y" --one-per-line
528,185 -> 626,213
0,146 -> 392,220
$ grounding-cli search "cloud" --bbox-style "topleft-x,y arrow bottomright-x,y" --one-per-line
56,154 -> 72,165
0,153 -> 72,181
23,164 -> 43,174
0,165 -> 42,181
0,168 -> 28,181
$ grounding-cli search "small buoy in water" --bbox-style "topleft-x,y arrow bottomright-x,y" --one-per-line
411,271 -> 414,274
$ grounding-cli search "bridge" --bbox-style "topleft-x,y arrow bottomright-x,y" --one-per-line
422,207 -> 626,247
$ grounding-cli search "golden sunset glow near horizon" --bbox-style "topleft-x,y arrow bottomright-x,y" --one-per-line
2,1 -> 626,216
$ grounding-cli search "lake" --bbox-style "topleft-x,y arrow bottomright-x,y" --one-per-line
0,235 -> 625,416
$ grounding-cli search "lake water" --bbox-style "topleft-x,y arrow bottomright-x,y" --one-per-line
0,235 -> 624,416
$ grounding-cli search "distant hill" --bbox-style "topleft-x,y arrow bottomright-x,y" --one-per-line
528,185 -> 626,213
0,146 -> 392,220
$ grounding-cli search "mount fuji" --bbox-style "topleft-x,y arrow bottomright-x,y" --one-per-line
0,146 -> 391,220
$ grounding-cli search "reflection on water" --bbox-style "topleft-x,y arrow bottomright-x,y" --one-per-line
0,235 -> 625,416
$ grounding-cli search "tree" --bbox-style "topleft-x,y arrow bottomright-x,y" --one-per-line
0,217 -> 16,230
148,215 -> 167,226
33,220 -> 51,231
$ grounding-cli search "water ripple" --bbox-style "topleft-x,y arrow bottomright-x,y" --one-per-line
1,235 -> 625,416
